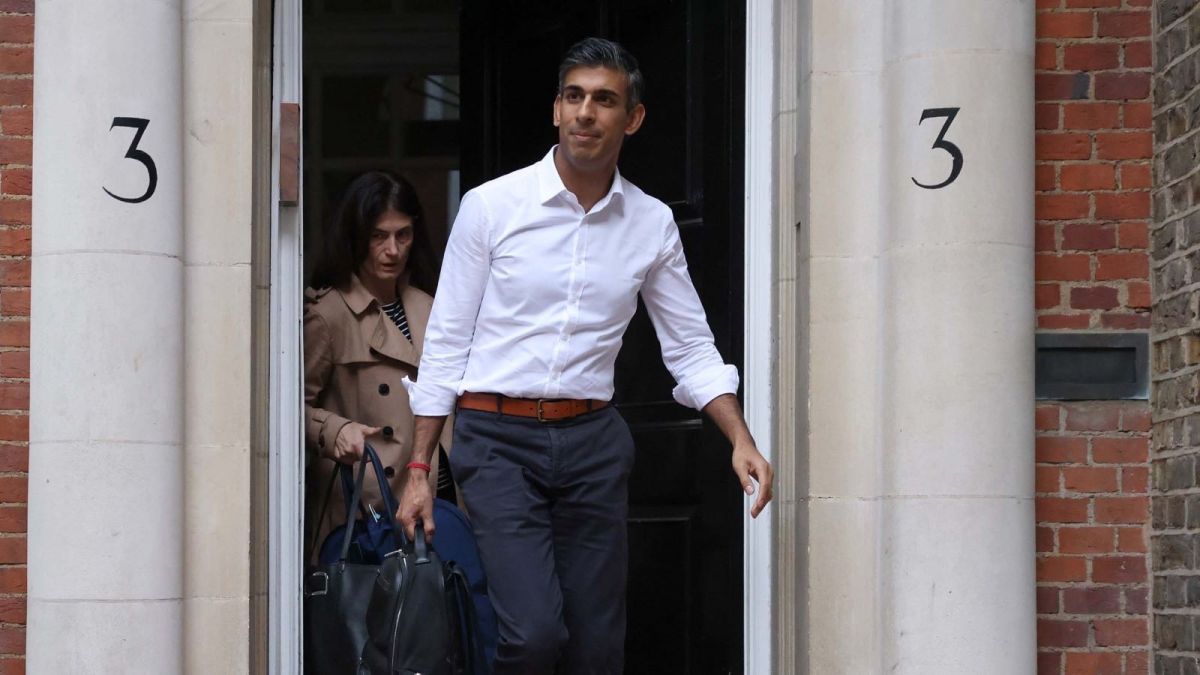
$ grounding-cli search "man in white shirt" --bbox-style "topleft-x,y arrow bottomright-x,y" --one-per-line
399,37 -> 772,674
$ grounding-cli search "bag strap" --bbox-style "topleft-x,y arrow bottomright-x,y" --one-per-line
362,443 -> 401,522
362,443 -> 407,549
337,456 -> 370,562
307,465 -> 341,558
333,444 -> 399,522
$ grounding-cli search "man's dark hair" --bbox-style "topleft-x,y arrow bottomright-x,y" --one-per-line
557,37 -> 644,111
310,170 -> 439,294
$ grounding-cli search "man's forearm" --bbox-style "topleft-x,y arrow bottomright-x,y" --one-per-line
701,393 -> 754,447
410,414 -> 449,465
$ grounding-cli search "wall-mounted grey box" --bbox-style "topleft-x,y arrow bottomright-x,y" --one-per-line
1035,332 -> 1149,401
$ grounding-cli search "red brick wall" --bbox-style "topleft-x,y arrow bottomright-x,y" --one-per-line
1034,0 -> 1153,673
0,1 -> 31,673
1036,403 -> 1151,674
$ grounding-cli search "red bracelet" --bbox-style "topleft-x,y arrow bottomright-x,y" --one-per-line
406,461 -> 431,473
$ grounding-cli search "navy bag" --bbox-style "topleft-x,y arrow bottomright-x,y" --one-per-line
432,498 -> 498,673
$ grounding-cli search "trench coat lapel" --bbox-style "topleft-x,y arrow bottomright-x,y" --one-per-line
342,274 -> 422,368
400,283 -> 428,355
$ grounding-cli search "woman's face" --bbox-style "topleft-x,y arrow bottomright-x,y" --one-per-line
359,209 -> 414,288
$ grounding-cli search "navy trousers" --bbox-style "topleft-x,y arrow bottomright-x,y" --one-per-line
448,406 -> 635,675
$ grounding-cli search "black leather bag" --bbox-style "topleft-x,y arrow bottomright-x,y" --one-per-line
305,445 -> 403,674
361,523 -> 468,675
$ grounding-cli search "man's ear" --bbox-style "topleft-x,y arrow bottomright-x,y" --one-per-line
624,103 -> 646,136
553,95 -> 562,128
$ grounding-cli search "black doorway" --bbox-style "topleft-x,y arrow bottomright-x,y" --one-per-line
303,1 -> 747,670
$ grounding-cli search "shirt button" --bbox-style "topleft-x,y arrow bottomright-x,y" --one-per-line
560,334 -> 568,342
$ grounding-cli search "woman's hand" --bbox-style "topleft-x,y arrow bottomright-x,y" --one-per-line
328,422 -> 381,465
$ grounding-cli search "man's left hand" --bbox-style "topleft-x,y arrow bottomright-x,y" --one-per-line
732,441 -> 773,518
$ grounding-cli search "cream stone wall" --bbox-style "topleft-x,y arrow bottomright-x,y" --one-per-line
781,0 -> 1038,672
29,0 -> 186,670
181,0 -> 255,672
28,0 -> 255,671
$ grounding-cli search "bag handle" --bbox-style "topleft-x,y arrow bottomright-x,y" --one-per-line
363,443 -> 401,520
336,456 -> 370,562
308,464 -> 341,559
310,443 -> 408,558
412,520 -> 430,564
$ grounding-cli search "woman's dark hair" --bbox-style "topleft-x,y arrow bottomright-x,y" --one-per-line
310,171 -> 439,294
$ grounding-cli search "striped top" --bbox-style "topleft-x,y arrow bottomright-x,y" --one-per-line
380,299 -> 412,341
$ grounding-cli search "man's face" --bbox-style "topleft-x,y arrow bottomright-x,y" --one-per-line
359,209 -> 414,289
553,66 -> 645,171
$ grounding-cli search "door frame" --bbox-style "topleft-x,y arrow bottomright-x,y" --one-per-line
267,0 -> 305,671
265,1 -> 780,671
742,0 -> 777,672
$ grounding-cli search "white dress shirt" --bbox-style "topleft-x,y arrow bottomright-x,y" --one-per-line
406,147 -> 739,417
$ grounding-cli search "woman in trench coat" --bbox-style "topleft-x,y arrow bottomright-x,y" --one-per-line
304,171 -> 453,561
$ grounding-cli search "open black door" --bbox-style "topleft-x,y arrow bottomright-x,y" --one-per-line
461,2 -> 746,671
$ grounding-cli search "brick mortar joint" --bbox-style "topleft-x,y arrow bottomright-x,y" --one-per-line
1151,363 -> 1200,382
1150,448 -> 1200,462
1153,5 -> 1200,39
1037,429 -> 1149,437
1150,212 -> 1200,234
1149,325 -> 1200,344
1153,77 -> 1200,112
1150,251 -> 1200,274
1153,125 -> 1200,159
1154,47 -> 1200,82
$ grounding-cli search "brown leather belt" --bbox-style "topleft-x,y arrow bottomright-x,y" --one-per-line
457,391 -> 608,423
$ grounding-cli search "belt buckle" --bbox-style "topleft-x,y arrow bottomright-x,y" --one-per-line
536,399 -> 548,423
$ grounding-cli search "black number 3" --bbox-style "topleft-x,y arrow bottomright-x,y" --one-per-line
912,107 -> 963,190
104,117 -> 158,204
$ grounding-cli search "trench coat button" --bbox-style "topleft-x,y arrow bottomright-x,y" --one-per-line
378,383 -> 390,396
384,466 -> 396,478
382,426 -> 394,438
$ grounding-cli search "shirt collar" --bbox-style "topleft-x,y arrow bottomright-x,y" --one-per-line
537,145 -> 626,211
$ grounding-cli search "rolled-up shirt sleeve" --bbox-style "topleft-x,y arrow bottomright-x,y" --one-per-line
404,190 -> 492,416
640,216 -> 740,411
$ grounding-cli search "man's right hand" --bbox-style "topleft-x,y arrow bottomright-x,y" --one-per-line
397,472 -> 435,541
328,422 -> 381,465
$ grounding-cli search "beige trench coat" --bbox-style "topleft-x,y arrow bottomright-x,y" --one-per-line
303,273 -> 453,562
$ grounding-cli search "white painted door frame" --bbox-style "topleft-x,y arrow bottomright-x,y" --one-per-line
742,0 -> 777,672
266,1 -> 779,671
268,0 -> 305,672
